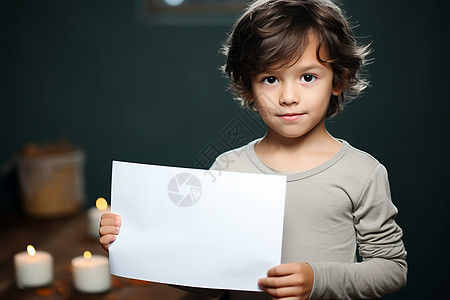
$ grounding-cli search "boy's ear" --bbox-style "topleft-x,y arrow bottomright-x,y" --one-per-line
332,85 -> 344,96
332,72 -> 349,96
246,93 -> 255,102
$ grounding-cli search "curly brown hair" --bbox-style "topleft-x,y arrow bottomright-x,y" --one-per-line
221,0 -> 371,117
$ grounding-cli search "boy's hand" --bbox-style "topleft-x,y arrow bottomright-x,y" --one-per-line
99,213 -> 122,252
258,263 -> 314,300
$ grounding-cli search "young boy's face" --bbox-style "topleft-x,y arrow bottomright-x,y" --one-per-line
249,33 -> 342,140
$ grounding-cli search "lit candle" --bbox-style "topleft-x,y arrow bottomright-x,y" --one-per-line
87,197 -> 111,239
71,251 -> 111,293
14,245 -> 53,289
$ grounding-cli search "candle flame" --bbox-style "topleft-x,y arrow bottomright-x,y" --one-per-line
27,245 -> 36,256
84,251 -> 92,260
96,197 -> 108,211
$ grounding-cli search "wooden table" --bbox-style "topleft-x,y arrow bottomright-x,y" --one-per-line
0,208 -> 214,300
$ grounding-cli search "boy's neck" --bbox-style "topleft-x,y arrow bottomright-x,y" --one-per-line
254,122 -> 341,172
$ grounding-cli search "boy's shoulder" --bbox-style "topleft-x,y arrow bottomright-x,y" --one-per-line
341,140 -> 380,166
338,140 -> 388,179
210,140 -> 258,173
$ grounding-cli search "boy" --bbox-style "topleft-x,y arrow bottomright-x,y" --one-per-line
100,0 -> 407,299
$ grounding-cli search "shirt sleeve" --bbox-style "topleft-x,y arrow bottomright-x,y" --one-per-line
308,164 -> 407,299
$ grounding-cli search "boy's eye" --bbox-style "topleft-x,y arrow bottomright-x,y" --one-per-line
263,76 -> 278,85
301,74 -> 316,83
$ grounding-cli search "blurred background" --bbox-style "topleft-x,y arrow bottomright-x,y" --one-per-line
0,0 -> 448,299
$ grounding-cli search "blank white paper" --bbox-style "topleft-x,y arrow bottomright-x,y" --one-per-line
109,161 -> 286,292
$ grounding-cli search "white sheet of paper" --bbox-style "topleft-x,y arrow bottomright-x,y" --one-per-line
109,161 -> 286,292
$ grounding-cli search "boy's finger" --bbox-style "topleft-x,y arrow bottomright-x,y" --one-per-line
99,234 -> 116,245
100,214 -> 121,227
99,225 -> 120,236
261,286 -> 299,299
266,263 -> 298,277
101,212 -> 121,220
258,275 -> 291,289
99,234 -> 116,251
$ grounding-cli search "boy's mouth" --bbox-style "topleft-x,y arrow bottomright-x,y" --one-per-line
278,113 -> 304,122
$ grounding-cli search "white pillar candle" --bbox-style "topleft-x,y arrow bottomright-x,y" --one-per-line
14,245 -> 53,289
87,197 -> 110,239
71,251 -> 111,293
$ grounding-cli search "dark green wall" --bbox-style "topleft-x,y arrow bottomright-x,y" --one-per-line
1,0 -> 449,299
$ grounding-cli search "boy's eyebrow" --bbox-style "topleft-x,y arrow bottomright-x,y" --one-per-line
296,63 -> 328,72
255,62 -> 329,76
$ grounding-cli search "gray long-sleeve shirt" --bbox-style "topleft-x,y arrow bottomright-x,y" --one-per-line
210,139 -> 407,300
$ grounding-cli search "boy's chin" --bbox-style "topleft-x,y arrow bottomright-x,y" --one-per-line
267,130 -> 308,140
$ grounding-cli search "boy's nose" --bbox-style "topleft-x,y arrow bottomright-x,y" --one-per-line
280,97 -> 299,105
280,84 -> 299,105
